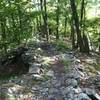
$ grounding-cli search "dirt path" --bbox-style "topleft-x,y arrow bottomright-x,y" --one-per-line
0,42 -> 100,100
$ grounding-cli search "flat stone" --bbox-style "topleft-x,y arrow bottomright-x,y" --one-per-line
73,87 -> 82,94
66,79 -> 78,87
62,86 -> 75,96
74,93 -> 91,100
29,67 -> 39,74
83,88 -> 100,100
46,70 -> 54,77
49,88 -> 59,94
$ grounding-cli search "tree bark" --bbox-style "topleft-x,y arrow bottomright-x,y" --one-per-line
43,0 -> 49,41
64,1 -> 67,36
0,18 -> 7,53
80,0 -> 90,53
56,0 -> 60,40
70,0 -> 84,52
71,17 -> 76,49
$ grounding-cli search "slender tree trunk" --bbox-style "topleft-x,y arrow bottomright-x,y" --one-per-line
64,15 -> 67,36
71,16 -> 76,49
33,21 -> 36,34
80,0 -> 85,33
64,1 -> 67,36
14,3 -> 22,44
80,0 -> 90,53
56,0 -> 60,40
0,18 -> 7,53
38,0 -> 42,27
40,0 -> 43,19
36,17 -> 39,31
80,0 -> 84,24
43,0 -> 49,41
70,0 -> 84,52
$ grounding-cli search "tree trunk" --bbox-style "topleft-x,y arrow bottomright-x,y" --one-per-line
71,17 -> 76,49
16,4 -> 22,44
64,15 -> 67,36
83,33 -> 90,53
64,1 -> 67,36
56,0 -> 60,40
80,0 -> 90,53
43,0 -> 49,41
0,18 -> 7,53
70,0 -> 84,52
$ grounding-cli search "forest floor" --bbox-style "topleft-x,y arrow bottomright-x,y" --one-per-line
0,40 -> 100,100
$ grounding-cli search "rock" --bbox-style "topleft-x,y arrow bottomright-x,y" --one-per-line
75,59 -> 81,64
94,75 -> 100,87
66,79 -> 78,88
0,84 -> 33,100
73,87 -> 82,94
32,87 -> 37,91
29,63 -> 44,74
49,98 -> 56,100
74,93 -> 91,100
32,74 -> 43,80
46,70 -> 54,77
41,80 -> 51,88
60,54 -> 71,61
64,70 -> 80,80
48,96 -> 56,100
48,91 -> 63,100
51,79 -> 58,85
40,88 -> 49,94
54,81 -> 61,87
62,86 -> 84,99
83,88 -> 100,100
62,86 -> 75,97
49,88 -> 59,94
86,59 -> 95,64
51,79 -> 61,87
29,66 -> 40,74
30,63 -> 42,68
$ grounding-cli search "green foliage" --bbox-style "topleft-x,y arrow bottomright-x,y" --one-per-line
60,59 -> 69,66
95,57 -> 100,71
85,17 -> 100,50
52,40 -> 69,52
59,58 -> 70,73
0,0 -> 100,53
0,0 -> 32,53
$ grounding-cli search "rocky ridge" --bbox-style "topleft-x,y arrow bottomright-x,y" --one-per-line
0,42 -> 100,100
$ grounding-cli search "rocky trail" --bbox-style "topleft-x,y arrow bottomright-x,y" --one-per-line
0,41 -> 100,100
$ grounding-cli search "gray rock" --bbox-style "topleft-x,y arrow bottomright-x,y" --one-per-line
48,92 -> 63,100
49,98 -> 56,100
62,86 -> 75,96
75,59 -> 81,64
66,79 -> 78,88
48,95 -> 56,100
40,88 -> 49,93
74,93 -> 91,100
60,54 -> 71,61
62,86 -> 83,99
29,66 -> 42,74
46,70 -> 54,77
94,75 -> 100,87
65,71 -> 80,80
49,88 -> 59,94
72,87 -> 82,94
28,63 -> 43,74
83,88 -> 100,100
31,63 -> 42,67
